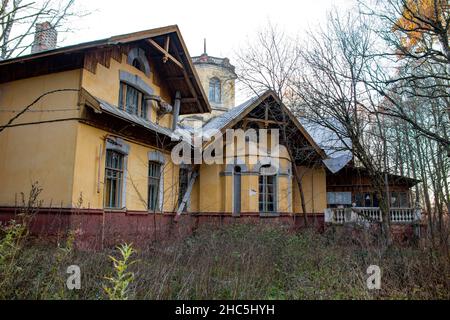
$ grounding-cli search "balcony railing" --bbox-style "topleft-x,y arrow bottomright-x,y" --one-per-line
324,207 -> 422,225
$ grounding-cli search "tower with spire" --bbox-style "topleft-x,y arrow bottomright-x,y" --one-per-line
180,39 -> 237,127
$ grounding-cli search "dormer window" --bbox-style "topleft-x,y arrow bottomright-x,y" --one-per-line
209,77 -> 221,103
119,82 -> 149,120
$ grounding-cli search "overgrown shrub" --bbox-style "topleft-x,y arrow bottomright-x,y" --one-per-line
0,223 -> 448,300
104,243 -> 136,300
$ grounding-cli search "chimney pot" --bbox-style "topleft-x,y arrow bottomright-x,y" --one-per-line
31,22 -> 58,54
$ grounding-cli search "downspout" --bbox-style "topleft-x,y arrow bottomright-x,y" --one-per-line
172,91 -> 181,131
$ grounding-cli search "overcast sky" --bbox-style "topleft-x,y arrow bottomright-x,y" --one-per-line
67,0 -> 355,58
61,0 -> 356,102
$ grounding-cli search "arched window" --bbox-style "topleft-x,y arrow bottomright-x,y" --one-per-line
127,48 -> 151,76
209,77 -> 221,103
132,58 -> 144,72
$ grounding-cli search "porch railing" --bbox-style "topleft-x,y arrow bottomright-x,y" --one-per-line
324,207 -> 422,225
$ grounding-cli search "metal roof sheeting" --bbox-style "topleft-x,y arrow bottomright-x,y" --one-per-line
299,118 -> 353,173
97,98 -> 178,139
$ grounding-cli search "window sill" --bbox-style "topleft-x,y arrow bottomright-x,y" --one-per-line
126,211 -> 150,216
259,212 -> 280,218
146,211 -> 164,215
104,208 -> 127,213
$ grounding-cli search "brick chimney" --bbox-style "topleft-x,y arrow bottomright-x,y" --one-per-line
31,22 -> 57,54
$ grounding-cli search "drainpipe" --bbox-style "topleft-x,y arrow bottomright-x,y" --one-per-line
172,91 -> 181,131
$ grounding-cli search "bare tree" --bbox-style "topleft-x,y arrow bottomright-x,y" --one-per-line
359,0 -> 450,149
235,24 -> 325,226
291,11 -> 398,245
235,21 -> 300,104
0,0 -> 86,60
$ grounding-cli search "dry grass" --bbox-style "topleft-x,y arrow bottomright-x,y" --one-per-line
0,222 -> 449,300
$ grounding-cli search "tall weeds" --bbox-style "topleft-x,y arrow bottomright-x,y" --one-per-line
0,222 -> 448,300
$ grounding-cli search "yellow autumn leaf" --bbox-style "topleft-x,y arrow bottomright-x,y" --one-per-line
394,0 -> 448,49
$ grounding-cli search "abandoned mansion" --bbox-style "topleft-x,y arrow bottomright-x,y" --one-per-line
0,24 -> 423,247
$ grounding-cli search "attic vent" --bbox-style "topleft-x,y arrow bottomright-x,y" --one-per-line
31,22 -> 58,54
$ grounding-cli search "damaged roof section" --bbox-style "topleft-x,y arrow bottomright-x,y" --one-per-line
80,88 -> 183,147
299,119 -> 353,174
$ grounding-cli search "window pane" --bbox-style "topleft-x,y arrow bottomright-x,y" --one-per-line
141,96 -> 148,120
259,172 -> 276,213
132,58 -> 143,71
209,78 -> 220,103
390,192 -> 398,207
178,168 -> 189,209
355,193 -> 363,207
119,83 -> 124,110
364,193 -> 372,207
104,150 -> 124,208
373,193 -> 380,207
209,84 -> 215,102
215,82 -> 221,102
399,192 -> 408,207
148,161 -> 162,211
126,85 -> 139,115
105,178 -> 112,207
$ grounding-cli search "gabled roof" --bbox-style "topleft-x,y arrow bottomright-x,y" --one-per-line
0,25 -> 211,115
201,95 -> 260,134
196,90 -> 327,161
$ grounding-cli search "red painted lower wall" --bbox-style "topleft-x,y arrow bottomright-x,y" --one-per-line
0,208 -> 422,250
0,208 -> 324,250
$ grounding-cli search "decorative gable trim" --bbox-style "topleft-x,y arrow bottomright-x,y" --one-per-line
127,47 -> 151,77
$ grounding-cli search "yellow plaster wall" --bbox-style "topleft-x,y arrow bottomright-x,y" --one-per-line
194,64 -> 235,110
193,167 -> 299,215
293,166 -> 327,214
277,176 -> 292,213
72,123 -> 180,212
197,164 -> 224,212
0,70 -> 81,207
189,177 -> 200,212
